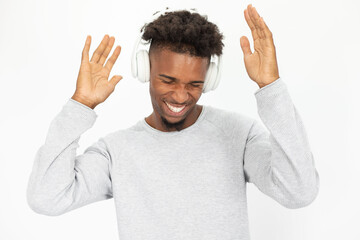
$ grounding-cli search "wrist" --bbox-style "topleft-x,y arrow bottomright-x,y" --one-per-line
71,94 -> 97,109
257,76 -> 280,89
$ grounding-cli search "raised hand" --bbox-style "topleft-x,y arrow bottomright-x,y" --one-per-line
240,4 -> 280,88
71,34 -> 122,109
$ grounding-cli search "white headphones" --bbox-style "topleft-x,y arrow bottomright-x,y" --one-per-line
131,7 -> 223,93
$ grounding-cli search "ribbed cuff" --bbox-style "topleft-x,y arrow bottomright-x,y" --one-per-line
254,77 -> 289,106
44,99 -> 98,146
62,98 -> 98,131
68,98 -> 98,117
254,77 -> 285,95
254,77 -> 295,129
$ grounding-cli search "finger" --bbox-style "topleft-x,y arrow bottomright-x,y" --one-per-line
81,35 -> 91,63
248,5 -> 264,39
90,34 -> 110,63
251,7 -> 266,39
244,7 -> 259,41
104,45 -> 121,72
249,6 -> 271,40
259,17 -> 273,40
240,36 -> 252,57
98,36 -> 115,66
109,75 -> 123,88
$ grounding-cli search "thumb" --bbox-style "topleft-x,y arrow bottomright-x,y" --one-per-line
109,75 -> 123,88
240,36 -> 252,57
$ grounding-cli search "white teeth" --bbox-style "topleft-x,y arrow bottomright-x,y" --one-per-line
165,101 -> 186,113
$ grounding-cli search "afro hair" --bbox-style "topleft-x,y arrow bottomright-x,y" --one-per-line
141,10 -> 224,59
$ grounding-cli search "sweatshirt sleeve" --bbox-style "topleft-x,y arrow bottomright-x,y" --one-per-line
26,98 -> 113,216
243,77 -> 320,209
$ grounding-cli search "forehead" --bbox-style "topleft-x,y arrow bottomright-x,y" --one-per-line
149,48 -> 209,78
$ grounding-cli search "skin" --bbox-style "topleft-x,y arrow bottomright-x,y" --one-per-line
71,35 -> 122,109
240,4 -> 280,87
71,4 -> 280,131
145,48 -> 209,132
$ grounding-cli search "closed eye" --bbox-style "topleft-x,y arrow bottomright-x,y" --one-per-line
161,80 -> 173,84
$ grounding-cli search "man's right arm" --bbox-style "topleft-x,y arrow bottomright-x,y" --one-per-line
26,34 -> 122,216
26,98 -> 113,216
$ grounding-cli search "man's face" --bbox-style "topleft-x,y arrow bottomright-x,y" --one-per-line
148,48 -> 209,131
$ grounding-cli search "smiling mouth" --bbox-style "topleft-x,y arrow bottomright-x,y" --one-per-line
164,101 -> 187,115
165,101 -> 186,113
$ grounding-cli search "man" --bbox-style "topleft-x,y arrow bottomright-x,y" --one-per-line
27,4 -> 320,240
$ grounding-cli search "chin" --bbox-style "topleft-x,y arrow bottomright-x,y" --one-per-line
160,113 -> 187,130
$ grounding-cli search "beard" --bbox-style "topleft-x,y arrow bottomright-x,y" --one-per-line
160,115 -> 186,131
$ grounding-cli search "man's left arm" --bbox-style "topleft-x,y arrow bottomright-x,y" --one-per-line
240,5 -> 319,208
244,77 -> 320,208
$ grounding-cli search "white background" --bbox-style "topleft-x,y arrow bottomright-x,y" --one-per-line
0,0 -> 359,239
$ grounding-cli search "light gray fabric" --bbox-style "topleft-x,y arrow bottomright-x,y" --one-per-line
27,77 -> 320,240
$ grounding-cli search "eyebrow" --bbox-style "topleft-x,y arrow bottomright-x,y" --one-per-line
158,74 -> 204,84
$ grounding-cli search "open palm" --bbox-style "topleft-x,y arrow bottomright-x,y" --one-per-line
72,35 -> 122,109
240,4 -> 279,88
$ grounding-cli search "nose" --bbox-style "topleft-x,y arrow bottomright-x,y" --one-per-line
172,84 -> 189,104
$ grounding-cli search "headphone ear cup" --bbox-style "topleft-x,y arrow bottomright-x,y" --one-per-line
212,68 -> 221,90
212,55 -> 222,90
136,50 -> 150,83
202,62 -> 217,93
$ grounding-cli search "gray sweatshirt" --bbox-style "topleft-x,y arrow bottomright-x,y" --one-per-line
27,77 -> 320,240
